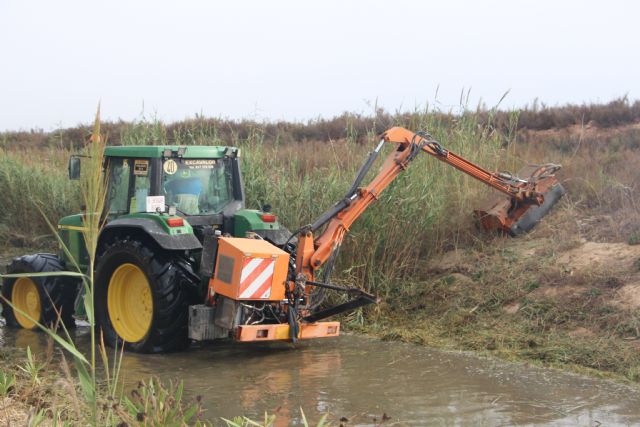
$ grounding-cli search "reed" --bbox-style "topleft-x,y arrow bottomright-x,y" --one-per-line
0,108 -> 208,425
3,105 -> 638,293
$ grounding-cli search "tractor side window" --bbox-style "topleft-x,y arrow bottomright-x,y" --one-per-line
106,158 -> 131,214
130,160 -> 152,213
130,176 -> 151,212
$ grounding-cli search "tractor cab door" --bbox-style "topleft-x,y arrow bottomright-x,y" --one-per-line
105,157 -> 156,217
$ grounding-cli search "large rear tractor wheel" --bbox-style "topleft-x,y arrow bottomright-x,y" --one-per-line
1,254 -> 77,330
95,237 -> 199,353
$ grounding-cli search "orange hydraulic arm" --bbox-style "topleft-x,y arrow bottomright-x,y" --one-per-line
294,127 -> 546,281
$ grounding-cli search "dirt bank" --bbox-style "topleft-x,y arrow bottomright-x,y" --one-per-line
357,204 -> 640,382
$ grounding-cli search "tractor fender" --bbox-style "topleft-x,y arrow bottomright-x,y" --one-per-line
100,218 -> 202,251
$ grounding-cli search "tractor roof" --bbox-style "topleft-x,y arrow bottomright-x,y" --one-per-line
103,145 -> 237,159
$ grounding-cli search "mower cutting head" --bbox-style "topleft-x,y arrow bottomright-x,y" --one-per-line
474,164 -> 565,236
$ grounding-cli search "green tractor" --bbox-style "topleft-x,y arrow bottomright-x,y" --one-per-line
2,127 -> 565,354
2,145 -> 292,353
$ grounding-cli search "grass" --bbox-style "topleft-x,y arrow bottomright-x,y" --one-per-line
352,234 -> 640,382
0,146 -> 80,243
1,100 -> 640,388
0,344 -> 209,426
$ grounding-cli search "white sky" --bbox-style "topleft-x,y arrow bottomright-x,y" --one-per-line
1,0 -> 638,131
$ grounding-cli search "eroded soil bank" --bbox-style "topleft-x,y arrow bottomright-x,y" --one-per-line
358,209 -> 640,383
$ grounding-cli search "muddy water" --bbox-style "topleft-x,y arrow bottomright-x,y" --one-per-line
2,327 -> 640,426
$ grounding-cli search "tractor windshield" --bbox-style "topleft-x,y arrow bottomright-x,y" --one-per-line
162,158 -> 233,215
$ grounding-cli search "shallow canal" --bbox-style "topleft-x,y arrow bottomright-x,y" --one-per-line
3,327 -> 639,426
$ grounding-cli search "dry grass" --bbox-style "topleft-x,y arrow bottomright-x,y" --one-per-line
2,97 -> 639,148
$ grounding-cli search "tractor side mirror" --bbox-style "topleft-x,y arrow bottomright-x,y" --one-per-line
68,156 -> 81,180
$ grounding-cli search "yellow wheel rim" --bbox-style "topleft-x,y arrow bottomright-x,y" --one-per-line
11,277 -> 41,329
107,263 -> 153,343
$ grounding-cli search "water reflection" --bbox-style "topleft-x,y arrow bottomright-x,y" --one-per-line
1,327 -> 638,426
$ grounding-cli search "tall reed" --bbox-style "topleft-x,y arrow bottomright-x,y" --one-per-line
0,108 -> 206,425
3,105 -> 637,296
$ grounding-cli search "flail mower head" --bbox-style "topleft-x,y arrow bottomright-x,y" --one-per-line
474,164 -> 565,236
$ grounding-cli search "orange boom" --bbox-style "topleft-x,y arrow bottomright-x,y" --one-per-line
214,127 -> 564,343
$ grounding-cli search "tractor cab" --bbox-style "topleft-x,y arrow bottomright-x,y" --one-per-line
101,145 -> 244,221
60,146 -> 288,272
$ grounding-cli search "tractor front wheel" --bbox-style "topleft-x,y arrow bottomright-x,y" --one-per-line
95,237 -> 198,353
1,254 -> 77,330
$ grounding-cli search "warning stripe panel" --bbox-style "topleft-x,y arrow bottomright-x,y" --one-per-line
239,258 -> 275,299
240,258 -> 267,283
240,258 -> 272,291
251,276 -> 273,300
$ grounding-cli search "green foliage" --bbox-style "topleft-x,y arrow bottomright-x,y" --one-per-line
0,147 -> 80,240
121,378 -> 206,427
17,346 -> 44,386
588,287 -> 602,297
27,408 -> 46,427
0,370 -> 16,396
525,281 -> 540,292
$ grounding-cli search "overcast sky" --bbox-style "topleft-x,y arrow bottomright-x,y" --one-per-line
1,0 -> 638,131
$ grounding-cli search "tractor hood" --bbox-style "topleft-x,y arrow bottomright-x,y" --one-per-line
234,209 -> 290,246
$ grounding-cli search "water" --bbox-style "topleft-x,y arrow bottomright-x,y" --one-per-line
2,327 -> 639,426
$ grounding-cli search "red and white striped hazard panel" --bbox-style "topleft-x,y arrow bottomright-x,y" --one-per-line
238,257 -> 275,299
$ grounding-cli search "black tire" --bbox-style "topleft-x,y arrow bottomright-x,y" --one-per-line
2,253 -> 77,330
94,237 -> 199,353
